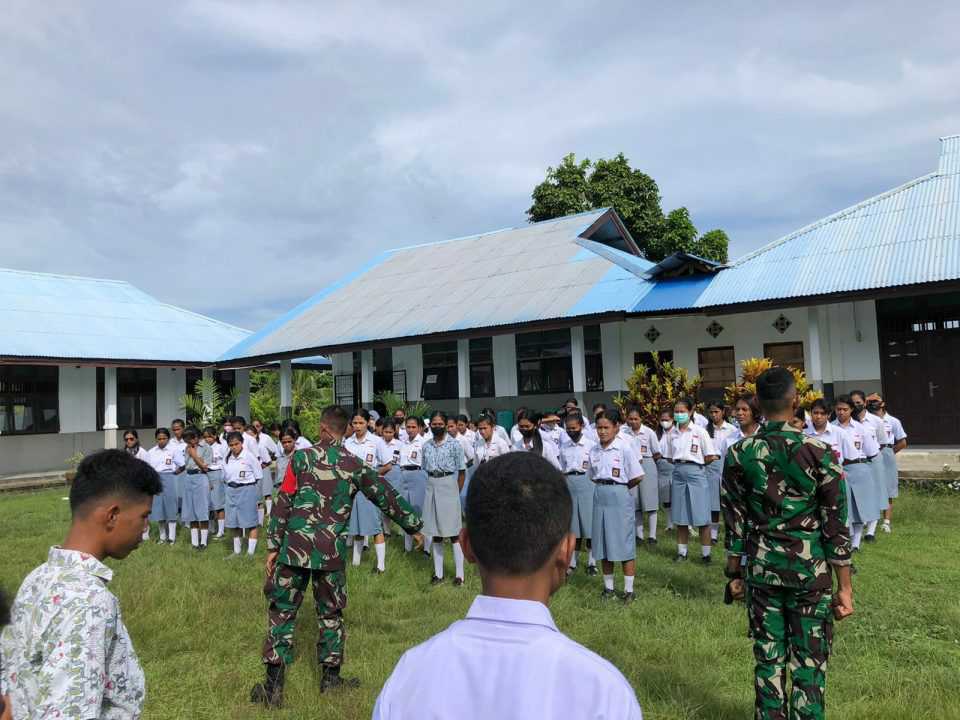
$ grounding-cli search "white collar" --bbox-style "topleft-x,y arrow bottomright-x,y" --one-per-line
465,595 -> 558,632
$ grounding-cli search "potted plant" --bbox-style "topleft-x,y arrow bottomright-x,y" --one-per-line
64,451 -> 85,484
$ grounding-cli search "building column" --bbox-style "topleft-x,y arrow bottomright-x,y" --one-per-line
235,369 -> 251,420
493,334 -> 518,398
360,349 -> 374,405
600,323 -> 625,392
279,360 -> 293,420
103,367 -> 118,449
570,326 -> 587,407
457,339 -> 470,416
811,305 -> 835,400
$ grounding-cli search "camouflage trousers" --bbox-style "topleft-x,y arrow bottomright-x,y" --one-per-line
262,562 -> 347,667
747,583 -> 834,720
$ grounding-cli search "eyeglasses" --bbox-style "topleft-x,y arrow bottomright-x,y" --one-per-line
124,437 -> 136,442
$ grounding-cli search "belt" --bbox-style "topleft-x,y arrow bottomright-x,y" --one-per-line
466,460 -> 474,468
593,478 -> 622,486
226,481 -> 255,488
866,454 -> 878,461
427,471 -> 452,478
565,471 -> 587,476
882,444 -> 894,449
186,469 -> 203,475
843,459 -> 865,466
675,460 -> 703,466
401,465 -> 421,471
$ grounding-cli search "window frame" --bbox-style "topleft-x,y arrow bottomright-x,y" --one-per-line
98,367 -> 158,430
697,346 -> 736,402
421,341 -> 460,400
468,337 -> 495,398
763,341 -> 805,372
583,325 -> 604,392
0,365 -> 60,436
515,329 -> 574,396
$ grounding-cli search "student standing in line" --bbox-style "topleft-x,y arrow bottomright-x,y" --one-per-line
203,426 -> 228,540
558,411 -> 597,574
588,410 -> 643,601
344,409 -> 390,571
456,414 -> 477,449
656,409 -> 675,532
706,401 -> 740,545
804,400 -> 844,464
514,412 -> 562,469
181,429 -> 212,551
245,425 -> 276,527
168,418 -> 188,516
375,420 -> 404,572
831,396 -> 880,553
539,411 -> 563,450
850,390 -> 889,543
254,419 -> 280,518
475,414 -> 512,464
422,411 -> 467,586
584,403 -> 607,443
397,417 -> 428,554
621,407 -> 663,545
478,407 -> 512,446
867,393 -> 907,533
123,429 -> 149,462
222,430 -> 263,558
447,417 -> 477,511
509,407 -> 529,446
664,399 -> 718,564
273,428 -> 298,502
146,428 -> 185,544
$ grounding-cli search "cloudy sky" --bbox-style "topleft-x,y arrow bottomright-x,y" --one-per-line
1,2 -> 958,330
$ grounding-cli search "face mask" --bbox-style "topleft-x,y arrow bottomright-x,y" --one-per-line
660,420 -> 673,430
542,422 -> 556,431
431,426 -> 445,438
567,430 -> 582,443
674,412 -> 690,426
866,400 -> 881,412
520,428 -> 536,439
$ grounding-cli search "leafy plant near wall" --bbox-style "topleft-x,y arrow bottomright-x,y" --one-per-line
723,357 -> 823,409
180,377 -> 239,428
404,400 -> 433,422
613,351 -> 702,427
375,391 -> 407,417
249,369 -> 333,436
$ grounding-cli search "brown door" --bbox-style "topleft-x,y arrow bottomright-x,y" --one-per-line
877,293 -> 960,444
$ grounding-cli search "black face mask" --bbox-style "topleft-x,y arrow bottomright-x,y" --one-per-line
567,431 -> 582,443
431,426 -> 445,438
520,428 -> 536,439
866,400 -> 881,412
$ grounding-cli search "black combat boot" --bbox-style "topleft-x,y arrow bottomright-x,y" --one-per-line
320,664 -> 360,693
250,663 -> 285,708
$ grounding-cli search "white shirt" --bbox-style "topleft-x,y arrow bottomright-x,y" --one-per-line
509,424 -> 523,446
708,421 -> 741,460
258,432 -> 279,460
476,435 -> 512,464
146,444 -> 185,474
295,435 -> 313,450
832,419 -> 866,461
539,424 -> 562,449
883,413 -> 907,443
559,432 -> 595,474
618,425 -> 660,459
588,436 -> 643,484
664,424 -> 716,464
126,446 -> 149,462
452,433 -> 477,464
206,439 -> 227,470
693,412 -> 709,428
494,424 -> 511,446
380,437 -> 403,467
513,436 -> 562,470
372,595 -> 642,720
222,448 -> 263,485
247,434 -> 273,466
861,412 -> 889,447
856,415 -> 882,457
804,425 -> 844,464
398,436 -> 425,467
344,433 -> 385,469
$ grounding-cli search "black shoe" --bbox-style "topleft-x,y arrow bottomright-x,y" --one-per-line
674,554 -> 688,563
864,534 -> 876,543
621,591 -> 635,604
601,588 -> 617,600
430,575 -> 443,585
199,544 -> 207,551
250,664 -> 285,707
320,665 -> 360,693
701,555 -> 712,565
371,567 -> 384,575
586,565 -> 599,576
852,547 -> 860,554
452,577 -> 464,586
646,538 -> 657,546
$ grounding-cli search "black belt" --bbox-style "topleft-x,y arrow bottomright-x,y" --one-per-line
675,460 -> 703,466
466,460 -> 474,468
186,469 -> 204,475
565,471 -> 586,476
401,465 -> 421,471
226,482 -> 255,488
843,459 -> 865,466
882,444 -> 894,449
593,478 -> 622,486
866,454 -> 878,461
427,471 -> 452,478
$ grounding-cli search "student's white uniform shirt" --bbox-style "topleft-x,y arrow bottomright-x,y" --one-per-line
588,436 -> 643,483
294,436 -> 313,450
169,436 -> 187,456
509,424 -> 523,446
493,424 -> 511,446
539,425 -> 562,450
584,422 -> 599,444
618,425 -> 660,459
127,446 -> 149,463
513,436 -> 562,470
693,412 -> 709,429
832,420 -> 866,461
453,433 -> 477,464
664,424 -> 716,465
856,416 -> 882,457
247,434 -> 273,467
344,433 -> 385,469
559,433 -> 595,474
398,436 -> 424,467
146,444 -> 185,474
380,438 -> 402,467
475,435 -> 512,464
206,439 -> 227,470
258,433 -> 279,460
883,413 -> 907,443
709,422 -> 741,460
865,412 -> 893,447
372,595 -> 642,720
804,425 -> 844,464
222,449 -> 263,485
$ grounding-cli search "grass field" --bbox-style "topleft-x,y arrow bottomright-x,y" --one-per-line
1,488 -> 959,719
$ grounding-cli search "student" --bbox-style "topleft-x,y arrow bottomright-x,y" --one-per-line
379,419 -> 404,538
122,429 -> 149,462
232,416 -> 261,456
692,407 -> 709,428
253,419 -> 280,460
558,411 -> 597,574
282,419 -> 313,450
475,414 -> 512,464
804,399 -> 843,464
584,403 -> 607,443
203,426 -> 228,540
539,411 -> 563,450
146,428 -> 185,544
372,452 -> 643,720
656,409 -> 675,532
273,427 -> 298,502
345,409 -> 390,572
621,407 -> 663,544
868,393 -> 907,533
422,411 -> 467,585
705,401 -> 740,545
254,419 -> 280,516
268,422 -> 283,447
0,450 -> 161,718
734,394 -> 762,439
589,409 -> 643,601
831,396 -> 880,552
664,399 -> 718,563
850,390 -> 889,542
479,406 -> 512,446
514,411 -> 562,470
456,414 -> 477,448
222,430 -> 263,558
182,428 -> 212,550
509,407 -> 529,446
397,416 -> 428,553
788,406 -> 807,431
244,425 -> 275,527
448,417 -> 477,510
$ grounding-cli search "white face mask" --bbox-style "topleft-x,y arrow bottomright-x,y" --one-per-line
660,420 -> 673,430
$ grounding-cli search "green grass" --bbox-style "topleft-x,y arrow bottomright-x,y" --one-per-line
1,489 -> 959,719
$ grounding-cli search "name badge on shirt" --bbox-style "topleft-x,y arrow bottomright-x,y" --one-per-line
641,444 -> 648,454
612,467 -> 621,478
239,470 -> 247,478
855,441 -> 861,450
393,450 -> 400,458
366,453 -> 374,463
691,443 -> 699,454
411,451 -> 418,459
582,459 -> 589,470
165,458 -> 172,465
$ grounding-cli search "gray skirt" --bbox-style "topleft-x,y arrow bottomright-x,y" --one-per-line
639,457 -> 660,512
181,473 -> 210,523
591,483 -> 635,562
349,491 -> 384,536
150,472 -> 179,522
844,462 -> 880,525
705,459 -> 723,513
460,463 -> 477,512
208,469 -> 225,512
867,457 -> 889,516
225,483 -> 259,529
422,473 -> 462,538
671,463 -> 711,528
261,466 -> 274,498
656,458 -> 673,505
881,447 -> 899,499
566,473 -> 594,538
399,468 -> 427,514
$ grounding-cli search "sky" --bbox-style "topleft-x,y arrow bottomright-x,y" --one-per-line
1,2 -> 958,331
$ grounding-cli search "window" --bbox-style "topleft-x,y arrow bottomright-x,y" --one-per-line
98,368 -> 157,429
469,337 -> 495,397
634,350 -> 674,372
516,329 -> 573,395
0,365 -> 59,435
422,341 -> 459,400
698,347 -> 735,402
584,325 -> 604,392
764,342 -> 805,372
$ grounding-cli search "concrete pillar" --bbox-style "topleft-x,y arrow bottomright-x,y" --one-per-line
360,349 -> 374,405
103,366 -> 118,449
457,339 -> 470,416
235,369 -> 251,420
280,360 -> 293,420
807,307 -> 823,391
570,326 -> 587,406
492,334 -> 518,398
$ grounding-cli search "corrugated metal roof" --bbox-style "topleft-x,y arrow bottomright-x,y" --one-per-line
220,209 -> 654,361
0,268 -> 251,363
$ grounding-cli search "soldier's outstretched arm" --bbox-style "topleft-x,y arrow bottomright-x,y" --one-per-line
352,462 -> 424,536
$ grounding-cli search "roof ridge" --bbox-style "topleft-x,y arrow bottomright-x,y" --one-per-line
154,302 -> 251,334
732,171 -> 941,266
0,266 -> 132,286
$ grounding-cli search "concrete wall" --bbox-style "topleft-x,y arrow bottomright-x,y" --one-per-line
58,366 -> 97,433
155,367 -> 186,427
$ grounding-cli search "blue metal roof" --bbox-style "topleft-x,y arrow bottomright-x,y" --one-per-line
0,268 -> 251,363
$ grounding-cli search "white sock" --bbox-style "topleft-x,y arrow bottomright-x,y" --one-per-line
142,528 -> 150,541
710,524 -> 719,541
363,537 -> 370,549
635,518 -> 644,540
375,542 -> 386,571
453,542 -> 465,579
432,542 -> 444,579
852,523 -> 864,549
200,529 -> 209,545
167,522 -> 177,542
883,518 -> 891,526
190,528 -> 199,547
265,497 -> 272,518
678,543 -> 688,557
701,544 -> 712,558
424,537 -> 433,554
866,519 -> 878,536
603,574 -> 615,591
257,507 -> 265,526
353,542 -> 362,566
666,520 -> 674,531
569,551 -> 578,569
233,537 -> 242,554
648,513 -> 658,539
403,534 -> 413,552
624,575 -> 635,593
248,538 -> 258,555
217,519 -> 225,536
587,551 -> 596,567
159,524 -> 167,541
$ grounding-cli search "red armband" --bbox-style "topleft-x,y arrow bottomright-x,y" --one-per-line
279,464 -> 298,494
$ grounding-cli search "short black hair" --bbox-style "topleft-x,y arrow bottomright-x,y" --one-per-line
430,410 -> 448,424
466,452 -> 571,575
756,366 -> 796,413
69,450 -> 162,517
0,587 -> 10,627
850,389 -> 866,402
171,418 -> 185,428
321,405 -> 350,433
183,428 -> 199,442
595,408 -> 621,425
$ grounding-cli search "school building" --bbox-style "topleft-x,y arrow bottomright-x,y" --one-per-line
218,135 -> 960,446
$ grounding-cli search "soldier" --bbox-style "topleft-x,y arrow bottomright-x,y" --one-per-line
722,367 -> 854,720
250,405 -> 425,708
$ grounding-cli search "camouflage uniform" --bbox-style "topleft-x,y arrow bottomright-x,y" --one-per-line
722,421 -> 851,720
262,440 -> 422,668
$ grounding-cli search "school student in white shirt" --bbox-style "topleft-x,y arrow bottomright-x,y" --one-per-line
202,426 -> 229,539
222,431 -> 263,558
448,417 -> 478,510
372,451 -> 643,720
831,396 -> 881,552
146,428 -> 185,544
514,412 -> 562,470
475,414 -> 512,465
850,390 -> 889,542
122,429 -> 149,463
559,411 -> 597,574
345,409 -> 391,572
620,408 -> 663,544
867,393 -> 907,533
397,417 -> 428,554
804,399 -> 844,465
705,402 -> 740,545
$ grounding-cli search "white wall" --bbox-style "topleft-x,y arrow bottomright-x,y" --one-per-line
392,344 -> 423,401
823,301 -> 882,384
492,334 -> 518,397
58,366 -> 97,433
155,367 -> 186,427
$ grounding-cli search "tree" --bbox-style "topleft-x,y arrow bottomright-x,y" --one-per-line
651,206 -> 699,259
527,153 -> 591,221
180,376 -> 239,427
697,229 -> 730,264
585,153 -> 664,253
250,369 -> 333,434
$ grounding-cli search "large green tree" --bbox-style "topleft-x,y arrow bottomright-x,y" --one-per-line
527,153 -> 729,263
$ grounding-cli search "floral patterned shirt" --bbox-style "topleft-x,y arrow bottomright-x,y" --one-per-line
422,435 -> 466,475
0,547 -> 145,719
